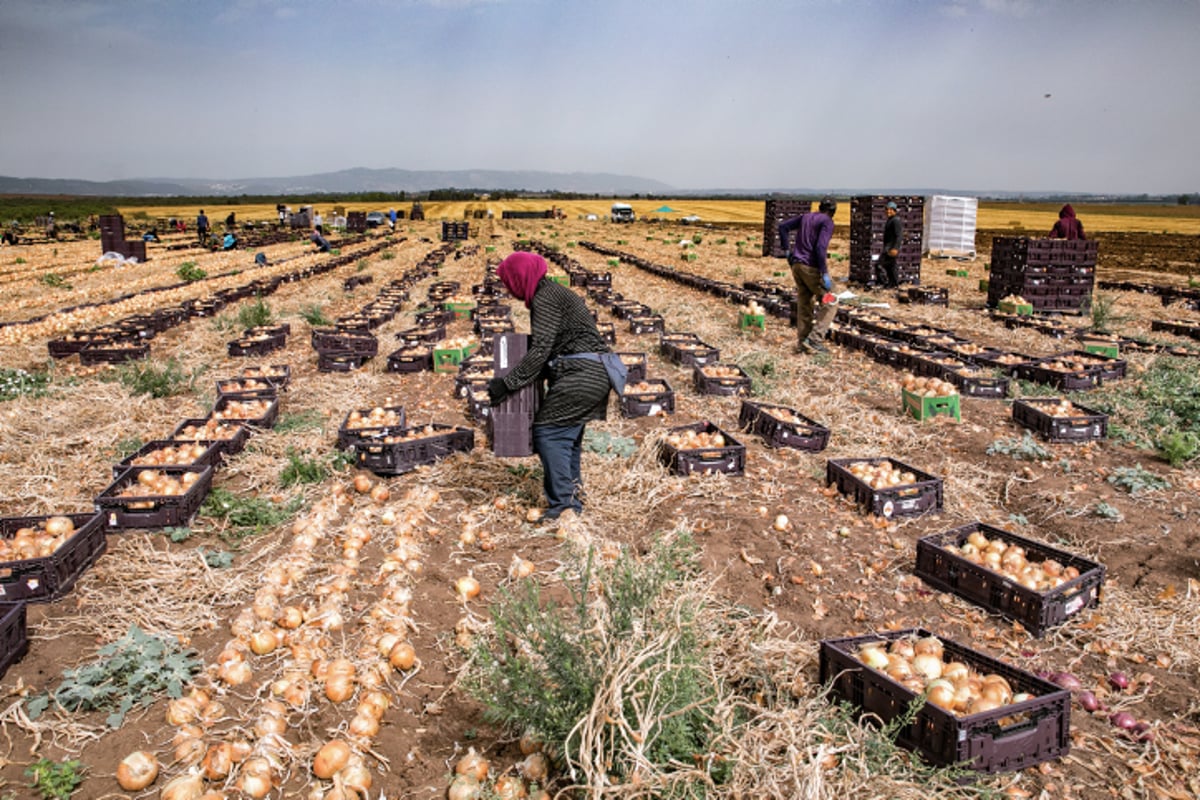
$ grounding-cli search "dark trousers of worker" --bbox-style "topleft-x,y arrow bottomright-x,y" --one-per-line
790,261 -> 837,344
533,423 -> 585,519
878,255 -> 899,288
198,228 -> 209,246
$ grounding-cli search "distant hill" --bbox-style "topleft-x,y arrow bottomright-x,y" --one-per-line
0,168 -> 676,197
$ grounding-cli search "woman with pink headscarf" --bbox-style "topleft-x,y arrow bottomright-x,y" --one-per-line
489,251 -> 617,522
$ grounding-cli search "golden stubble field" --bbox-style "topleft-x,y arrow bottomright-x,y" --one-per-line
122,199 -> 1200,235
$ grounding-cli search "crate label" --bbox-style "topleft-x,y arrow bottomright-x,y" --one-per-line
109,512 -> 118,527
882,500 -> 895,517
648,404 -> 663,416
1064,594 -> 1087,616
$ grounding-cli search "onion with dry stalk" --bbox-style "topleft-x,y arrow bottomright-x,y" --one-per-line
237,756 -> 276,799
447,775 -> 483,800
160,772 -> 206,800
116,750 -> 159,791
455,575 -> 481,601
455,749 -> 489,782
313,739 -> 353,779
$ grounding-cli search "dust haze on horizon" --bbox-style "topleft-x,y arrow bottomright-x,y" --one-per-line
1,0 -> 1197,196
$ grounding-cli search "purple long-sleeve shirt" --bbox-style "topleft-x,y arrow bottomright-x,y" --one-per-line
778,212 -> 834,273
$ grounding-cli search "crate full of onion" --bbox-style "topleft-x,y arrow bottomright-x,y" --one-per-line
914,521 -> 1105,637
819,628 -> 1070,773
94,466 -> 214,531
0,513 -> 107,603
826,457 -> 943,518
900,374 -> 961,422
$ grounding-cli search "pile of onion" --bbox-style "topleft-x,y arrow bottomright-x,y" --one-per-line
856,635 -> 1036,716
846,460 -> 917,490
945,530 -> 1081,591
900,373 -> 958,398
665,429 -> 725,450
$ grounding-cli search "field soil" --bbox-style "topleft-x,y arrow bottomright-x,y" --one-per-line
0,213 -> 1197,799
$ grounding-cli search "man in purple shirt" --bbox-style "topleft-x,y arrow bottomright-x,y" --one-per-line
778,196 -> 838,353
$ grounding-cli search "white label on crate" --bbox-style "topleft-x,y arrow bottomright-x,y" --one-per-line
882,500 -> 895,517
1064,593 -> 1087,616
109,512 -> 118,527
649,404 -> 663,416
498,336 -> 511,371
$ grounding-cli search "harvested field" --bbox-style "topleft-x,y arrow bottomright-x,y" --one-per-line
0,210 -> 1198,800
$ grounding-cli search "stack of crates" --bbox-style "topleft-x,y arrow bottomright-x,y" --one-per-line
442,221 -> 469,242
761,199 -> 814,258
346,211 -> 367,233
987,237 -> 1097,314
849,196 -> 925,286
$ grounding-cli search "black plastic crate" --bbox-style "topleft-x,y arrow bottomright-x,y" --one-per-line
311,328 -> 379,357
95,465 -> 214,531
972,351 -> 1040,374
318,351 -> 371,372
1057,349 -> 1126,382
48,333 -> 117,359
171,418 -> 251,457
212,395 -> 280,429
1014,359 -> 1100,392
395,325 -> 447,346
659,421 -> 745,477
628,314 -> 665,335
941,366 -> 1010,399
898,287 -> 949,306
79,342 -> 150,365
611,301 -> 652,320
661,339 -> 720,368
352,425 -> 476,475
386,347 -> 433,373
915,522 -> 1105,636
237,364 -> 291,389
737,400 -> 830,452
227,334 -> 286,357
615,352 -> 647,383
1012,398 -> 1108,442
596,322 -> 617,345
826,457 -> 943,518
0,602 -> 28,680
215,378 -> 278,400
693,364 -> 752,396
114,440 -> 225,477
0,513 -> 107,604
620,379 -> 675,417
819,628 -> 1071,773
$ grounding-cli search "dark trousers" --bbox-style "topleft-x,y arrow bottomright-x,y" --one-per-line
879,255 -> 899,287
533,423 -> 585,519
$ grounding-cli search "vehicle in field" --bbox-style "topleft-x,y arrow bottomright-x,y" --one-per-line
365,212 -> 385,228
611,203 -> 635,223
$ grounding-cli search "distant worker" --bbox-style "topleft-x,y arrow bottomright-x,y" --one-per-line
878,201 -> 903,288
222,231 -> 238,250
225,211 -> 236,231
778,197 -> 839,354
254,252 -> 268,266
313,210 -> 324,235
45,212 -> 56,239
1048,204 -> 1086,240
311,230 -> 331,253
142,228 -> 160,242
196,209 -> 210,246
2,230 -> 17,246
388,208 -> 397,230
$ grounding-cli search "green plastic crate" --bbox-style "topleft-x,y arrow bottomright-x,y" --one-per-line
444,301 -> 476,320
739,312 -> 765,331
946,268 -> 969,277
998,300 -> 1034,316
979,279 -> 990,292
1082,342 -> 1120,359
433,348 -> 464,373
549,275 -> 569,286
902,389 -> 961,421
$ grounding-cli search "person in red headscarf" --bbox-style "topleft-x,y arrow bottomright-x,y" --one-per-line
1048,204 -> 1086,240
490,251 -> 617,522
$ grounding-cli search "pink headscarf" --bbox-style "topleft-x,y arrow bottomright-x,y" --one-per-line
497,252 -> 548,308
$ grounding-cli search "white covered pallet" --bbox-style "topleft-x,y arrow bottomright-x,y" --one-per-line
924,195 -> 978,258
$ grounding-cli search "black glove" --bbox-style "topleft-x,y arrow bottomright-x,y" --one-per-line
487,376 -> 511,406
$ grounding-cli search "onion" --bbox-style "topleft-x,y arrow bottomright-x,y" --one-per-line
325,675 -> 355,703
353,475 -> 373,494
166,696 -> 202,726
912,653 -> 943,681
371,483 -> 391,503
313,739 -> 352,779
342,760 -> 373,793
116,750 -> 159,791
1077,690 -> 1102,713
1110,711 -> 1138,730
1109,672 -> 1130,691
519,751 -> 549,782
357,690 -> 390,719
455,576 -> 481,601
1049,671 -> 1082,692
447,775 -> 482,800
519,732 -> 541,755
389,641 -> 416,671
348,712 -> 381,738
857,645 -> 889,671
773,514 -> 789,531
455,749 -> 489,781
175,737 -> 206,766
913,636 -> 943,658
250,628 -> 280,655
161,772 -> 205,800
238,757 -> 275,799
218,659 -> 253,686
44,516 -> 75,537
202,742 -> 234,780
493,775 -> 528,800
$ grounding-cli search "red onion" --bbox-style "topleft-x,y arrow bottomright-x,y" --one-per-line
1076,691 -> 1101,713
1110,711 -> 1137,730
1108,672 -> 1130,691
1050,672 -> 1083,692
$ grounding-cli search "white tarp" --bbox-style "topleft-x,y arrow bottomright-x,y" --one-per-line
924,195 -> 978,257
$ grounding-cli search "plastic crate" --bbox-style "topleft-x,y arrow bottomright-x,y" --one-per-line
386,347 -> 433,373
737,400 -> 829,452
352,425 -> 476,475
114,439 -> 226,477
227,334 -> 285,357
620,379 -> 675,417
661,339 -> 720,368
433,347 -> 465,373
826,457 -> 943,518
659,421 -> 745,477
0,513 -> 107,603
629,314 -> 665,335
1058,349 -> 1126,382
819,628 -> 1071,773
1012,398 -> 1108,442
311,329 -> 378,357
79,342 -> 150,365
237,364 -> 290,389
0,603 -> 28,680
171,419 -> 251,457
215,378 -> 278,400
915,522 -> 1105,636
739,312 -> 766,331
942,367 -> 1010,399
444,301 -> 477,320
596,322 -> 617,345
615,352 -> 647,383
395,325 -> 446,346
1079,340 -> 1120,359
998,300 -> 1034,316
318,351 -> 371,372
902,389 -> 961,421
1013,360 -> 1100,392
337,406 -> 407,450
488,332 -> 537,457
212,395 -> 280,429
95,465 -> 214,531
693,365 -> 752,397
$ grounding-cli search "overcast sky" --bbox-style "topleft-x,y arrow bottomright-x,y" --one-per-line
1,0 -> 1197,194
